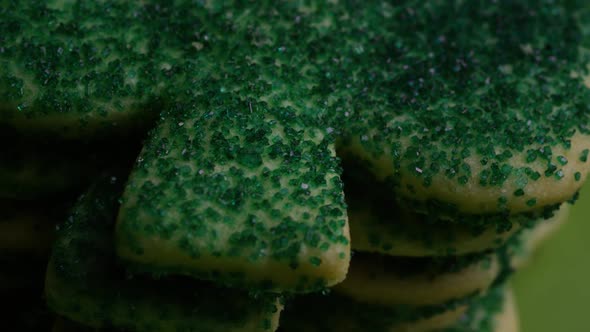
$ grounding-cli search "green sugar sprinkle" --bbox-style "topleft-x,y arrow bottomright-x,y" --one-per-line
554,170 -> 565,180
581,149 -> 590,162
309,257 -> 322,267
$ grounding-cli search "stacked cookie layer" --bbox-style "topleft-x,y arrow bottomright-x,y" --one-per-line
0,124 -> 141,330
280,164 -> 572,331
45,176 -> 284,332
1,3 -> 152,324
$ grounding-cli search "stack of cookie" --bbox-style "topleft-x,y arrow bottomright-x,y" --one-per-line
1,1 -> 589,332
45,175 -> 285,332
279,163 -> 572,331
0,2 -> 288,332
279,1 -> 589,330
0,2 -> 160,329
0,115 -> 126,312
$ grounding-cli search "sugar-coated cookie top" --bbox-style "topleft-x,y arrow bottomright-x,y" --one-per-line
3,1 -> 590,212
334,1 -> 590,213
0,0 -> 170,136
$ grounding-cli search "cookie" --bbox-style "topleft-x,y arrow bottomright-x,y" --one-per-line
279,285 -> 511,332
279,293 -> 467,332
334,253 -> 498,307
280,304 -> 468,332
0,1 -> 168,138
46,177 -> 283,332
335,0 -> 590,216
492,289 -> 519,332
0,202 -> 64,294
0,202 -> 57,255
115,99 -> 350,292
342,166 -> 523,257
392,306 -> 467,332
346,179 -> 569,258
0,147 -> 95,200
0,130 -> 142,199
348,203 -> 522,257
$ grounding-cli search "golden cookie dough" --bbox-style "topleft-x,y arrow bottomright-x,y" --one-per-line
493,289 -> 519,332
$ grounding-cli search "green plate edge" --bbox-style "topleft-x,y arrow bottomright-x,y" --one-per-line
514,180 -> 590,332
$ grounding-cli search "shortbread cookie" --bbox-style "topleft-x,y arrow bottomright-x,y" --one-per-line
342,167 -> 523,256
348,202 -> 522,257
0,131 -> 142,199
0,141 -> 97,199
393,306 -> 467,332
0,202 -> 57,255
46,178 -> 283,332
279,293 -> 467,332
346,174 -> 569,257
0,1 -> 168,138
116,99 -> 350,292
280,286 -> 510,332
334,253 -> 499,307
493,289 -> 519,332
0,257 -> 48,291
0,201 -> 65,291
335,1 -> 590,217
